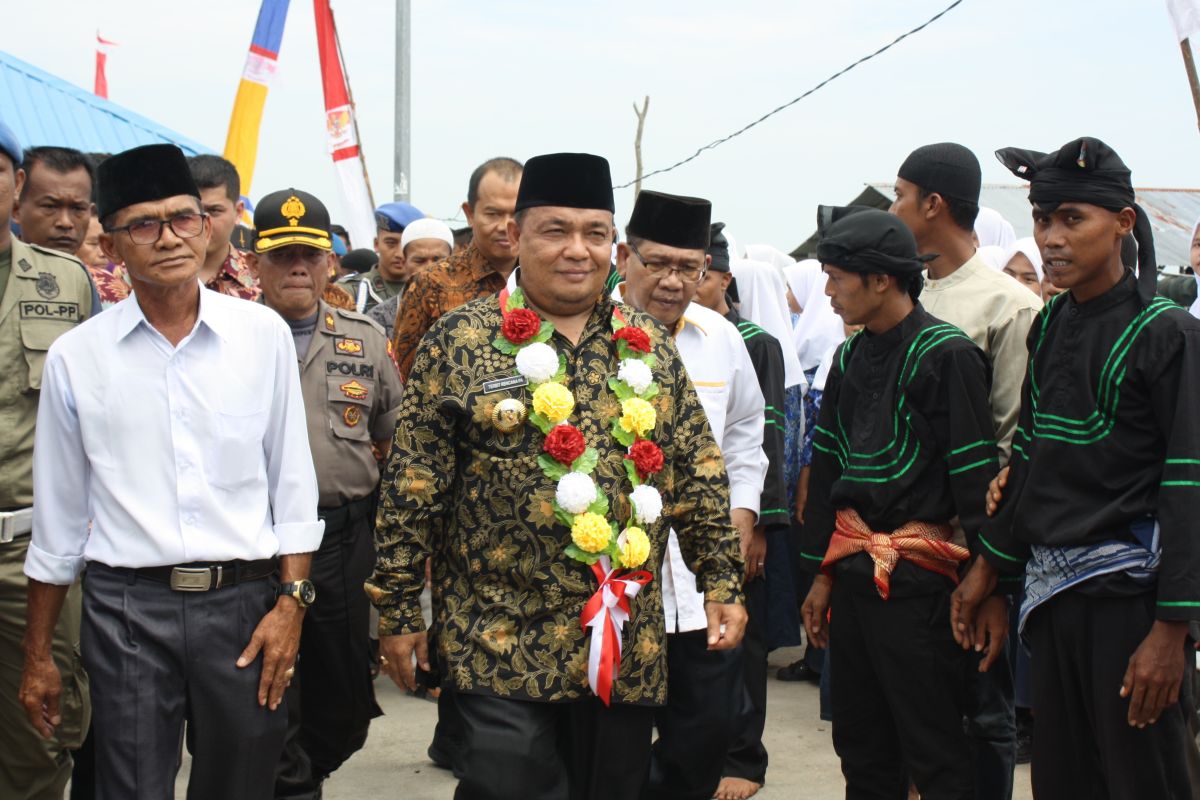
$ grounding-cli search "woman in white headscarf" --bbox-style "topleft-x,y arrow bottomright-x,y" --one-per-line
783,260 -> 844,376
1002,238 -> 1044,298
974,206 -> 1017,250
729,259 -> 806,390
975,245 -> 1009,272
744,243 -> 796,273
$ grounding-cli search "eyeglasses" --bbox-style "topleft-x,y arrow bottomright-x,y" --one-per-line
108,212 -> 208,245
629,242 -> 706,284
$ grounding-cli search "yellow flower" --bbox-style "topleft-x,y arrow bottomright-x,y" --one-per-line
532,382 -> 575,424
619,397 -> 657,437
571,512 -> 612,554
618,526 -> 650,569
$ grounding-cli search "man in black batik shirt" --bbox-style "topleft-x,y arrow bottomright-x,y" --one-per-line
799,207 -> 1001,800
954,137 -> 1200,800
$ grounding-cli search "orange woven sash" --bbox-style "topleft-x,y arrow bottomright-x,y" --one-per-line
821,508 -> 969,600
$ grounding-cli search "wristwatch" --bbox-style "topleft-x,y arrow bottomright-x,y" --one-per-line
278,579 -> 317,608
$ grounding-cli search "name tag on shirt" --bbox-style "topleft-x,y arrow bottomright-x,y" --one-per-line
20,301 -> 81,322
483,374 -> 528,394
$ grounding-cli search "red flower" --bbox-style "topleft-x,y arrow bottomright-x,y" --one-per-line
502,308 -> 542,344
613,326 -> 652,353
544,424 -> 587,465
627,440 -> 664,478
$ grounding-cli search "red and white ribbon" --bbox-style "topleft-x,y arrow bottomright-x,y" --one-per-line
580,557 -> 652,705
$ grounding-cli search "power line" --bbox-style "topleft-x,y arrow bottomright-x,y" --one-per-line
613,0 -> 965,189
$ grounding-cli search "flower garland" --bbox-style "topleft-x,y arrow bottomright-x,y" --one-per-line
493,287 -> 664,704
493,287 -> 665,571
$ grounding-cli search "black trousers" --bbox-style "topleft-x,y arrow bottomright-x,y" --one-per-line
964,647 -> 1016,800
829,579 -> 973,800
452,693 -> 654,800
81,564 -> 288,800
722,577 -> 768,784
1026,589 -> 1197,800
275,506 -> 381,798
644,630 -> 744,800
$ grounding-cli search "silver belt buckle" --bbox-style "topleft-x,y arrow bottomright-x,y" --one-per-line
169,567 -> 214,592
0,516 -> 14,544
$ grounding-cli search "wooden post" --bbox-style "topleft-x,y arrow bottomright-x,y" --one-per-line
633,96 -> 649,201
1182,38 -> 1200,135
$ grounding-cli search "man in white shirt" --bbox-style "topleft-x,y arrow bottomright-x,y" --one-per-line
614,190 -> 767,800
17,144 -> 324,800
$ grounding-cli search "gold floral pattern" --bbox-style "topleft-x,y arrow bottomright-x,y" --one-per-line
367,293 -> 743,705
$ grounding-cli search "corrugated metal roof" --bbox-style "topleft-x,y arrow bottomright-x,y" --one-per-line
0,51 -> 211,157
791,183 -> 1200,268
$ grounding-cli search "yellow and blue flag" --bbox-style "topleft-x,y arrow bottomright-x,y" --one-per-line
223,0 -> 290,204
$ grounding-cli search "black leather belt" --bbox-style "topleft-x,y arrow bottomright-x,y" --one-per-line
318,495 -> 375,534
124,559 -> 277,592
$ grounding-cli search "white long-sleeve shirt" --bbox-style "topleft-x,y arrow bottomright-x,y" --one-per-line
25,286 -> 324,585
612,287 -> 768,632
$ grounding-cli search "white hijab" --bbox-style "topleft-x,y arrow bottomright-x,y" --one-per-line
744,243 -> 796,273
729,258 -> 806,389
783,259 -> 845,373
975,245 -> 1008,272
974,206 -> 1017,250
1005,237 -> 1044,282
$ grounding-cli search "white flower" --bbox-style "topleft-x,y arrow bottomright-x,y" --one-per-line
618,358 -> 653,394
556,472 -> 597,515
515,342 -> 559,383
629,484 -> 663,525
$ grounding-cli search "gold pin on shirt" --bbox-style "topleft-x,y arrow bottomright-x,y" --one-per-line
491,398 -> 527,433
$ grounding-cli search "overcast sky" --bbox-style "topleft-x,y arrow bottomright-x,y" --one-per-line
7,0 -> 1195,250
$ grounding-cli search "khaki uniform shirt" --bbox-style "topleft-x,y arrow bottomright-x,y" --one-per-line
920,254 -> 1042,463
300,301 -> 404,508
336,267 -> 404,314
0,239 -> 95,508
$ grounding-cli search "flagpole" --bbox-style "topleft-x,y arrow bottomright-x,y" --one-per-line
394,0 -> 411,202
1181,38 -> 1200,134
330,5 -> 376,209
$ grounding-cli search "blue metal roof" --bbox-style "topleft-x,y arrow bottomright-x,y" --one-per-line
0,51 -> 212,157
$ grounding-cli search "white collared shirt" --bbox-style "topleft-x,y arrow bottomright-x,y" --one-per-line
25,286 -> 324,585
613,286 -> 767,632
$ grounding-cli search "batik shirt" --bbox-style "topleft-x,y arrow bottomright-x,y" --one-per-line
390,242 -> 507,379
205,247 -> 260,301
800,305 -> 998,596
979,273 -> 1200,621
366,292 -> 744,705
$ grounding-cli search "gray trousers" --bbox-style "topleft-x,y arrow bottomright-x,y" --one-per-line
81,563 -> 289,800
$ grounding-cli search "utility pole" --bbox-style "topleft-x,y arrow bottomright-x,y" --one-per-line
394,0 -> 411,201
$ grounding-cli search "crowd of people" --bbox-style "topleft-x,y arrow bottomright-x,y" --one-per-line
1,114 -> 1198,800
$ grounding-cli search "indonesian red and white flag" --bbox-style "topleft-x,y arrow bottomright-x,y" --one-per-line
95,33 -> 118,98
1168,0 -> 1200,42
314,0 -> 374,248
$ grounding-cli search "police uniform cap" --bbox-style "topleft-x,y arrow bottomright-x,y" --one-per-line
253,188 -> 332,253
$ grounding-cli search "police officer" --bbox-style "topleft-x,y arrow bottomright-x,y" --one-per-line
0,121 -> 94,799
247,189 -> 404,799
336,201 -> 423,313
